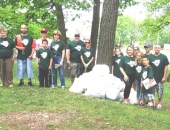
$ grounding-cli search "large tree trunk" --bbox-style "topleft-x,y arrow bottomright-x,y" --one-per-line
90,0 -> 100,63
54,3 -> 67,45
96,0 -> 119,72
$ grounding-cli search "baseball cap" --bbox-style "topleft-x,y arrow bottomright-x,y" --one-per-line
144,43 -> 151,48
41,28 -> 48,33
134,46 -> 139,50
74,32 -> 80,37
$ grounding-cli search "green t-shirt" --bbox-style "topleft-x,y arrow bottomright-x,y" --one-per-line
0,37 -> 15,59
36,48 -> 53,69
50,40 -> 65,56
144,53 -> 154,65
119,56 -> 135,76
135,62 -> 143,81
67,40 -> 85,63
80,47 -> 95,68
112,55 -> 122,78
16,35 -> 34,60
150,53 -> 169,83
141,65 -> 154,94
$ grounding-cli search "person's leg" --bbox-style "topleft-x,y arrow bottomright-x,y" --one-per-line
80,67 -> 85,75
26,58 -> 34,86
70,62 -> 77,84
1,59 -> 6,85
0,59 -> 2,86
4,57 -> 14,86
17,59 -> 25,86
156,82 -> 164,108
58,63 -> 65,88
135,80 -> 141,104
44,69 -> 49,87
52,56 -> 57,87
76,63 -> 81,78
39,68 -> 44,87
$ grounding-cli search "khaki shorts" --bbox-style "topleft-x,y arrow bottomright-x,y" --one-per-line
154,82 -> 164,99
70,62 -> 80,77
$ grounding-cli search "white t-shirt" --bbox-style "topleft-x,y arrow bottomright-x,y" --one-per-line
35,38 -> 52,51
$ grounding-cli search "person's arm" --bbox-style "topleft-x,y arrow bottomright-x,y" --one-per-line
36,58 -> 39,68
112,65 -> 114,74
60,49 -> 65,66
87,57 -> 94,67
29,48 -> 35,59
149,78 -> 153,88
48,58 -> 53,70
162,65 -> 168,83
66,49 -> 70,66
16,46 -> 25,51
120,67 -> 129,81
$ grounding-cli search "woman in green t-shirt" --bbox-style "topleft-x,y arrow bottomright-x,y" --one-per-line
119,45 -> 135,104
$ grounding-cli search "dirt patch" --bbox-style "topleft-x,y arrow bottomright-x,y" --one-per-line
0,109 -> 76,130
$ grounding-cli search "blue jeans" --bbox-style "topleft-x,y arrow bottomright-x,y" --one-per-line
17,58 -> 34,79
52,56 -> 65,86
136,80 -> 141,99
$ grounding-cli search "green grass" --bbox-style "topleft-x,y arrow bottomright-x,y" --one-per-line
0,59 -> 170,130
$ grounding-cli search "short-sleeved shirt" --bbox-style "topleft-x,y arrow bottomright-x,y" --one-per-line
144,53 -> 154,65
80,47 -> 95,68
135,62 -> 143,81
67,40 -> 85,63
0,37 -> 15,59
36,48 -> 53,69
150,53 -> 169,83
119,56 -> 135,76
112,55 -> 122,78
15,35 -> 36,60
50,40 -> 65,56
35,38 -> 52,51
141,65 -> 154,94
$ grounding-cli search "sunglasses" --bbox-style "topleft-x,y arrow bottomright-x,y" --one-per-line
144,47 -> 149,49
75,35 -> 80,37
85,42 -> 90,44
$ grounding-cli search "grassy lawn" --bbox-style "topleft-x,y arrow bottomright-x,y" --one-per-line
0,60 -> 170,130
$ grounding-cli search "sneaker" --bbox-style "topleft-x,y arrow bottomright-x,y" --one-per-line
9,84 -> 13,88
18,82 -> 24,86
28,81 -> 33,86
147,102 -> 153,107
153,106 -> 157,111
51,85 -> 57,88
157,104 -> 162,109
0,84 -> 3,87
55,64 -> 60,69
61,86 -> 65,89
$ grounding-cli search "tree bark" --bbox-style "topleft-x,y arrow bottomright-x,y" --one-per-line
90,0 -> 100,59
53,3 -> 67,45
96,0 -> 119,72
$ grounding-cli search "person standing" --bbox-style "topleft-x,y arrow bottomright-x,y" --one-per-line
50,30 -> 65,89
119,45 -> 135,104
112,47 -> 123,79
35,28 -> 52,86
66,33 -> 85,84
15,24 -> 36,86
144,43 -> 154,63
0,28 -> 15,87
150,44 -> 169,108
36,39 -> 53,87
80,39 -> 94,75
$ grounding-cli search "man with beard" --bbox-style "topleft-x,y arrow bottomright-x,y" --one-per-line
150,44 -> 169,108
66,33 -> 85,84
15,24 -> 36,86
35,28 -> 52,87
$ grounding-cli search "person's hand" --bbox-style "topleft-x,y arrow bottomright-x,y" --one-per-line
84,64 -> 88,68
48,66 -> 52,70
161,77 -> 166,83
59,60 -> 63,66
36,65 -> 39,68
20,47 -> 25,51
12,55 -> 15,61
28,55 -> 33,59
67,60 -> 71,66
124,75 -> 129,82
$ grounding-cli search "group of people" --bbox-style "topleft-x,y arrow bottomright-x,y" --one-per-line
112,43 -> 169,110
0,25 -> 95,89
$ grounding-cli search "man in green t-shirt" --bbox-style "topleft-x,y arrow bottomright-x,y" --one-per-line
16,24 -> 36,87
144,43 -> 154,63
66,33 -> 85,84
150,44 -> 169,109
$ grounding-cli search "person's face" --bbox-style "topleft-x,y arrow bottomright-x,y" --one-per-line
41,32 -> 47,38
54,34 -> 60,41
42,41 -> 48,49
85,40 -> 91,47
127,47 -> 134,56
154,45 -> 161,54
116,44 -> 120,48
0,31 -> 7,38
115,48 -> 120,56
144,47 -> 151,53
142,58 -> 149,66
74,35 -> 80,42
136,53 -> 142,61
20,25 -> 27,34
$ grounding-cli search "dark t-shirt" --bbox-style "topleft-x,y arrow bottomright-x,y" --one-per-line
67,40 -> 85,63
50,40 -> 65,56
80,47 -> 95,68
150,53 -> 169,83
112,55 -> 122,78
119,56 -> 135,76
135,62 -> 143,81
144,53 -> 154,65
36,48 -> 53,69
0,37 -> 15,59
